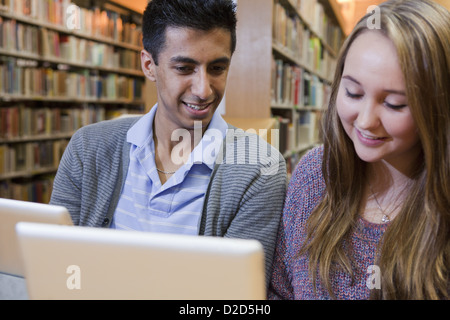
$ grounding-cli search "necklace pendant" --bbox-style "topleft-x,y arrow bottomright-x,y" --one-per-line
381,215 -> 390,223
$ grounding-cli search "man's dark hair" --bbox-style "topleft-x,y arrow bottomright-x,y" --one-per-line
142,0 -> 237,65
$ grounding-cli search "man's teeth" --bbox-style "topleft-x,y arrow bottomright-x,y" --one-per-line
186,103 -> 207,110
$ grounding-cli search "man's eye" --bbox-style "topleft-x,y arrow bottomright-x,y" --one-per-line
208,65 -> 227,75
345,88 -> 363,99
175,66 -> 193,73
211,65 -> 226,71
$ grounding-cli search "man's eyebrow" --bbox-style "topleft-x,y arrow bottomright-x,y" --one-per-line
342,75 -> 405,95
211,57 -> 231,65
170,56 -> 198,64
169,56 -> 231,65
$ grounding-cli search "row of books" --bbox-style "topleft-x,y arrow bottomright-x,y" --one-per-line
0,57 -> 145,100
0,139 -> 68,174
0,176 -> 54,203
274,116 -> 294,156
289,0 -> 343,52
0,104 -> 140,139
273,109 -> 322,156
0,16 -> 39,53
271,56 -> 332,108
0,18 -> 141,71
0,0 -> 142,46
297,109 -> 321,144
273,1 -> 308,59
63,3 -> 142,45
39,28 -> 141,71
272,7 -> 337,82
1,0 -> 71,27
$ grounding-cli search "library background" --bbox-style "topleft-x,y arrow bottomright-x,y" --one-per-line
0,0 -> 449,203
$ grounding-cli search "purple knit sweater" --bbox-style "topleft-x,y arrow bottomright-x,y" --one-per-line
268,146 -> 388,300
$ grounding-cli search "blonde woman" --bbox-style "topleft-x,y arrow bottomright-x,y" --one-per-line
269,0 -> 449,299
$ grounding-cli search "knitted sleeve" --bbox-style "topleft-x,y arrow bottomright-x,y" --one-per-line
268,146 -> 325,299
50,117 -> 137,226
200,131 -> 287,287
50,126 -> 84,225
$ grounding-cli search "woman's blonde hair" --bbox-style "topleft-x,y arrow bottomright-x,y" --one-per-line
303,0 -> 449,299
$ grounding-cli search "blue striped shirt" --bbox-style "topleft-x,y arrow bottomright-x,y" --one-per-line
110,104 -> 228,235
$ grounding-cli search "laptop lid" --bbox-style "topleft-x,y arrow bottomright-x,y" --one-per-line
16,222 -> 266,300
0,198 -> 73,277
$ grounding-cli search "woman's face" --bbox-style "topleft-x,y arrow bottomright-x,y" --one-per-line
336,31 -> 421,171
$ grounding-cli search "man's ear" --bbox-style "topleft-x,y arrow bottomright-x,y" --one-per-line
141,49 -> 157,82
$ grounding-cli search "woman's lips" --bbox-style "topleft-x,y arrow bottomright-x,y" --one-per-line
356,128 -> 387,146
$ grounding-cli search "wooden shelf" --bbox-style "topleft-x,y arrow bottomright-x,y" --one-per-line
0,132 -> 74,144
0,11 -> 142,52
223,117 -> 278,146
0,167 -> 59,180
0,93 -> 145,105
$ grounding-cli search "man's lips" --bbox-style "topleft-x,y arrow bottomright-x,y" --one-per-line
183,102 -> 212,111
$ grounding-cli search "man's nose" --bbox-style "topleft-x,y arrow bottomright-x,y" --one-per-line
191,69 -> 213,100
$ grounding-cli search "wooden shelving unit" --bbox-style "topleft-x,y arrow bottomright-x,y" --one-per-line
224,0 -> 344,177
0,0 -> 146,202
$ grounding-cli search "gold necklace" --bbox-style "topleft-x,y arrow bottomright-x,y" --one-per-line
368,183 -> 391,223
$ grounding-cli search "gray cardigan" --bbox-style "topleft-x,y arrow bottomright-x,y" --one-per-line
50,116 -> 287,285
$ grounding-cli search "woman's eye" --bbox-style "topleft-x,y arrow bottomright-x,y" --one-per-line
384,101 -> 407,110
345,88 -> 363,99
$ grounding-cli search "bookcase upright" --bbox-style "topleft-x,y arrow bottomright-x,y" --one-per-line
224,0 -> 344,178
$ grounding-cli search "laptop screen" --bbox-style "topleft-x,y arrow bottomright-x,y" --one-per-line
16,222 -> 266,300
0,198 -> 72,277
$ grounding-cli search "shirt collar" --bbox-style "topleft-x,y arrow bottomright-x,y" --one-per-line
127,103 -> 227,169
127,103 -> 157,147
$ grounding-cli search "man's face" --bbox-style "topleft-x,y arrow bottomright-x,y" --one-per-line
141,27 -> 232,133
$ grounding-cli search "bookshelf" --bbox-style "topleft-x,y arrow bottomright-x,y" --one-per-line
0,0 -> 146,202
224,0 -> 344,178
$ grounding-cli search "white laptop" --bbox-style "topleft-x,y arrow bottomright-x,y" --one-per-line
0,198 -> 73,277
16,222 -> 266,300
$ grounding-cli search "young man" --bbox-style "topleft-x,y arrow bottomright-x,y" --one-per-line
50,0 -> 286,285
